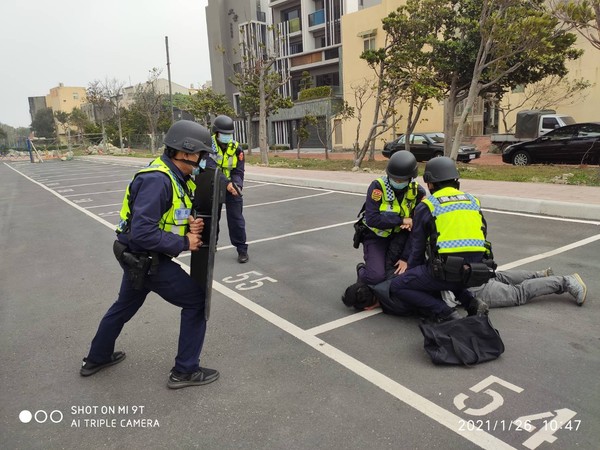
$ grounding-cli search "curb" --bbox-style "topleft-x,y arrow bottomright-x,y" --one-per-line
246,172 -> 600,222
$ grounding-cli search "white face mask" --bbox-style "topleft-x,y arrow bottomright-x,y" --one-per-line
217,134 -> 233,144
192,158 -> 207,176
389,179 -> 409,190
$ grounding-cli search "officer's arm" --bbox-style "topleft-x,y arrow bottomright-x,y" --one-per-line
406,204 -> 429,268
127,173 -> 187,256
229,148 -> 245,188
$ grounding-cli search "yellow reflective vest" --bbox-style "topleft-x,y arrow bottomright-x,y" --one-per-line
364,177 -> 419,238
117,157 -> 196,237
422,186 -> 486,254
212,135 -> 239,179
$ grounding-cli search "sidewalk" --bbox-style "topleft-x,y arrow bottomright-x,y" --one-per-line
77,155 -> 600,221
245,165 -> 600,221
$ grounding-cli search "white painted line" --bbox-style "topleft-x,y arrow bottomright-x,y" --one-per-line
482,208 -> 600,226
497,234 -> 600,271
85,203 -> 123,209
216,220 -> 357,251
63,190 -> 124,197
305,309 -> 383,336
56,179 -> 130,188
38,172 -> 135,183
245,191 -> 334,208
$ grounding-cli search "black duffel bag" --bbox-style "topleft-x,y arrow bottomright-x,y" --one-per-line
418,315 -> 505,366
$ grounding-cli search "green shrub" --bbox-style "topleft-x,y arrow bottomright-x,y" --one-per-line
298,86 -> 332,102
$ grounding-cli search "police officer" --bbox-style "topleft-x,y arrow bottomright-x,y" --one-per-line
80,120 -> 220,390
389,156 -> 493,321
357,151 -> 426,285
207,115 -> 249,263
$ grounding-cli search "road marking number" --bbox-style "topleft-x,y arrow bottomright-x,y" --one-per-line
222,270 -> 278,291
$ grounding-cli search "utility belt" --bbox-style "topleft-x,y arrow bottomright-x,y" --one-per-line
113,240 -> 161,290
430,255 -> 496,288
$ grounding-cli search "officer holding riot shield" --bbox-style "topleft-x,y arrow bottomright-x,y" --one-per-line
80,120 -> 220,390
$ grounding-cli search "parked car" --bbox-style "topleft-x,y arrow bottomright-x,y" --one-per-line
502,122 -> 600,166
382,132 -> 481,162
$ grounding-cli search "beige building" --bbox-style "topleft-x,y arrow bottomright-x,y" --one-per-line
44,83 -> 87,136
340,1 -> 600,151
121,78 -> 192,108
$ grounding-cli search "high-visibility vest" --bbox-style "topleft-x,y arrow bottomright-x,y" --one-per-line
422,186 -> 486,254
117,157 -> 195,237
364,177 -> 419,238
212,135 -> 239,179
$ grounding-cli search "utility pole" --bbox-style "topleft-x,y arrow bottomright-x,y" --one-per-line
165,36 -> 175,125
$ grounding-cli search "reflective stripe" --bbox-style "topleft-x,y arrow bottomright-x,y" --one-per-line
423,187 -> 486,254
212,135 -> 239,179
117,157 -> 195,237
364,178 -> 419,238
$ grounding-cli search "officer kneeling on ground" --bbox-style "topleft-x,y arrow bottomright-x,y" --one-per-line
80,120 -> 220,390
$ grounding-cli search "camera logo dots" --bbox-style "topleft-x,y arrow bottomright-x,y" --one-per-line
19,410 -> 63,424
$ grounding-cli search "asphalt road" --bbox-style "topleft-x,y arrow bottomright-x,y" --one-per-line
1,158 -> 599,450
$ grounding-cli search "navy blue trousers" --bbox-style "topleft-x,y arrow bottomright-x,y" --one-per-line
86,259 -> 207,374
218,193 -> 247,254
358,236 -> 389,285
389,264 -> 475,318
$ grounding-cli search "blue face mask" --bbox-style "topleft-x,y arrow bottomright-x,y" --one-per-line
389,179 -> 409,190
217,133 -> 233,144
191,158 -> 206,176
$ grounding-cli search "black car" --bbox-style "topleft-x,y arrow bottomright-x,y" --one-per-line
502,122 -> 600,166
382,132 -> 481,162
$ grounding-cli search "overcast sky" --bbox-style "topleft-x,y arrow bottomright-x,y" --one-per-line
2,0 -> 211,129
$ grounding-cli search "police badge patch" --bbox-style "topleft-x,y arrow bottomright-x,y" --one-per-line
372,189 -> 383,201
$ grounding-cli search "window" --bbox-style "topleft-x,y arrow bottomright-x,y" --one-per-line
577,123 -> 600,138
73,92 -> 79,100
548,126 -> 575,140
363,37 -> 376,51
412,135 -> 426,144
542,117 -> 559,129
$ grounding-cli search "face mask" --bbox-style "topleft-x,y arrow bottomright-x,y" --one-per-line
191,158 -> 206,176
389,179 -> 409,190
217,133 -> 233,144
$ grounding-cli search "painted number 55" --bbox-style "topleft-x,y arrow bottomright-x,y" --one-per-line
222,271 -> 277,291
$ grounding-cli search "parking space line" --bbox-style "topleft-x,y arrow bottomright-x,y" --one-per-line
55,180 -> 131,189
85,203 -> 123,209
483,208 -> 600,226
246,191 -> 334,208
63,190 -> 124,197
305,309 -> 383,336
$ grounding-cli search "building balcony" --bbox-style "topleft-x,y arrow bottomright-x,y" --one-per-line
288,17 -> 301,33
308,9 -> 325,27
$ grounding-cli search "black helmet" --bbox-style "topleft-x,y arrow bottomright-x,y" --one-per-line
163,120 -> 214,154
342,282 -> 377,310
423,156 -> 459,183
386,150 -> 418,180
212,115 -> 235,134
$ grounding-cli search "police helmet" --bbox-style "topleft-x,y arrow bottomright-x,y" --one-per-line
423,156 -> 459,183
163,120 -> 214,154
212,115 -> 235,134
386,150 -> 418,180
342,282 -> 377,310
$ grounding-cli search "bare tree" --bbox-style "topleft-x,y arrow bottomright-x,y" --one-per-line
134,68 -> 165,154
496,76 -> 592,132
103,78 -> 126,151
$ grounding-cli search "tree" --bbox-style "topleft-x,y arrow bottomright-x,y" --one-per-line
434,0 -> 581,159
380,0 -> 447,150
181,88 -> 235,127
31,108 -> 55,138
496,76 -> 592,131
86,80 -> 111,153
69,108 -> 91,141
54,111 -> 71,150
103,78 -> 126,150
133,68 -> 165,154
551,0 -> 600,50
314,101 -> 354,160
296,114 -> 317,158
230,26 -> 293,165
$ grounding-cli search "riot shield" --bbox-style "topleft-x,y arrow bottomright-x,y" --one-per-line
191,167 -> 226,320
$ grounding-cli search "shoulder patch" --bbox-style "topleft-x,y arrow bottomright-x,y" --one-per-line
371,189 -> 383,202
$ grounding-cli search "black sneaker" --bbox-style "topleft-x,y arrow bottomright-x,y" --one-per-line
167,367 -> 220,389
237,252 -> 249,263
80,351 -> 126,377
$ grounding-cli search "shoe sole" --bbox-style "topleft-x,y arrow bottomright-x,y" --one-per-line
573,273 -> 587,306
80,353 -> 126,377
167,373 -> 220,389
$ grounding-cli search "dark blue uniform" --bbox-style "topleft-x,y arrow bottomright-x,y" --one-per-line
357,180 -> 426,285
388,201 -> 485,318
85,154 -> 207,374
206,142 -> 247,255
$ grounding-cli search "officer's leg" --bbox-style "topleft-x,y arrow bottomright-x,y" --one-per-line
86,273 -> 149,363
358,237 -> 388,285
390,267 -> 455,318
226,194 -> 247,254
148,259 -> 206,374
